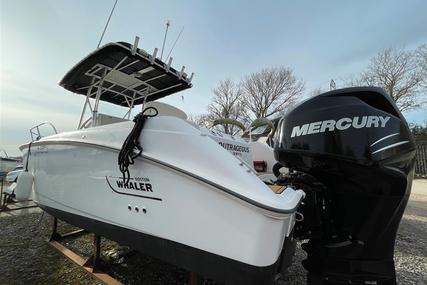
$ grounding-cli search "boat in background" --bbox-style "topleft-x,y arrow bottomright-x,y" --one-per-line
244,118 -> 285,174
0,150 -> 21,178
210,117 -> 286,175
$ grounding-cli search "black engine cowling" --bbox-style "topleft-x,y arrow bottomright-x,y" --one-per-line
274,87 -> 416,284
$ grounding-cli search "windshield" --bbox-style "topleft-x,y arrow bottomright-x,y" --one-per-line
250,125 -> 269,135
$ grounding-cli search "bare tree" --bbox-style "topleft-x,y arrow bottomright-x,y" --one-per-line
416,44 -> 427,87
359,48 -> 425,111
308,87 -> 325,97
207,79 -> 248,135
187,113 -> 212,129
241,67 -> 304,118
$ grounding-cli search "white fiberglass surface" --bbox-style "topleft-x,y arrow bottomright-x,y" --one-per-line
23,116 -> 303,213
27,144 -> 294,266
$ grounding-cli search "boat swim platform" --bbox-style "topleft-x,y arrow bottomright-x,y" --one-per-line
269,185 -> 286,194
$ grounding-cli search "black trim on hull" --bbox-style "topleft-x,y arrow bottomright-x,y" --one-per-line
41,205 -> 284,285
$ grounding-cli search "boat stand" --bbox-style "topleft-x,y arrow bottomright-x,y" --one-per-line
0,179 -> 38,213
0,197 -> 39,212
48,217 -> 122,285
48,217 -> 200,285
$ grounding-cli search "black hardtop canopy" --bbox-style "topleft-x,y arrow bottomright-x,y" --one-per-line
60,41 -> 193,107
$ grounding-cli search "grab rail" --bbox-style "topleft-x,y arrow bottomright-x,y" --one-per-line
30,122 -> 58,141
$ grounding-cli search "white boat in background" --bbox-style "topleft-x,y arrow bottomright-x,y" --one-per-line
245,118 -> 284,174
0,150 -> 21,178
18,39 -> 304,284
5,164 -> 24,183
210,117 -> 286,174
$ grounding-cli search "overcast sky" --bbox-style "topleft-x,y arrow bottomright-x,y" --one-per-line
1,0 -> 427,156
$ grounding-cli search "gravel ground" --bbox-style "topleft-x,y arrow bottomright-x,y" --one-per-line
394,180 -> 427,285
0,180 -> 425,285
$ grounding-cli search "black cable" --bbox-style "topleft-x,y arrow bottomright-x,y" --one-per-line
25,141 -> 33,172
118,107 -> 158,185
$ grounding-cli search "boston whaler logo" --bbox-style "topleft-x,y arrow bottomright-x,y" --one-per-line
115,177 -> 152,192
291,116 -> 390,138
105,176 -> 162,201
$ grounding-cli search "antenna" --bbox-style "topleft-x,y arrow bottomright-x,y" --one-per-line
160,20 -> 170,60
330,79 -> 336,90
165,26 -> 184,62
97,0 -> 119,48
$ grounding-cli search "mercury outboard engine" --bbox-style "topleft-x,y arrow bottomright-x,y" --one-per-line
274,87 -> 416,284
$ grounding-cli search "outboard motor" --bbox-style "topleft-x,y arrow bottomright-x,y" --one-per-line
274,87 -> 416,284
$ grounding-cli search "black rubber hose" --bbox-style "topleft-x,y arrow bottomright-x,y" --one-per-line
25,141 -> 33,172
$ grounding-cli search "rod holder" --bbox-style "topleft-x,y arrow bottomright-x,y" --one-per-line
166,57 -> 173,72
151,48 -> 158,64
179,66 -> 185,79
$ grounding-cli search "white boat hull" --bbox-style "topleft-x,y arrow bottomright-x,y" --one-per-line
21,116 -> 304,284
